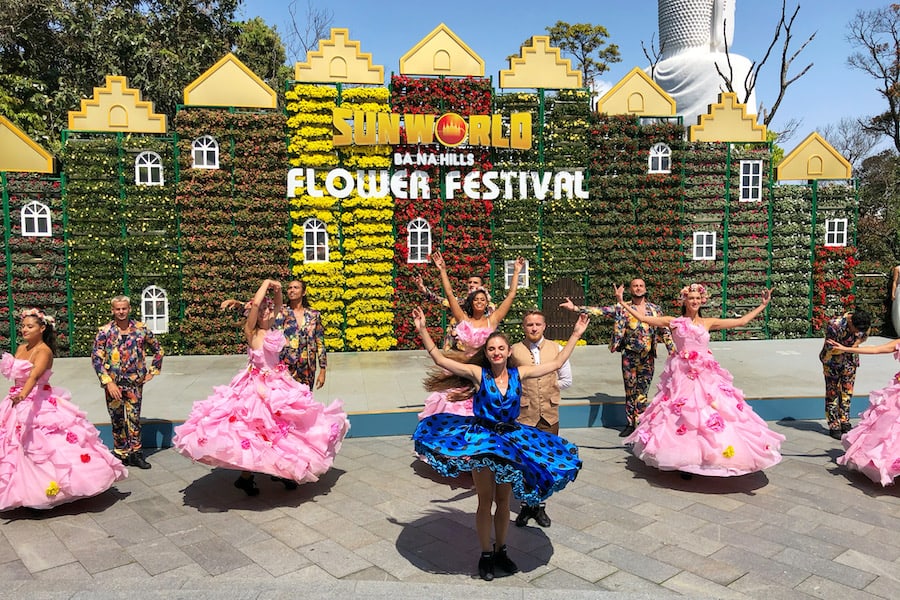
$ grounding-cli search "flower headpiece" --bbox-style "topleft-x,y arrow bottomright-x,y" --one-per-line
472,286 -> 492,304
679,283 -> 710,304
19,308 -> 55,327
242,297 -> 274,318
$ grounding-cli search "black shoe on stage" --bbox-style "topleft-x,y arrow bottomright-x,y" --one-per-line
514,505 -> 533,527
534,505 -> 551,527
478,551 -> 494,581
234,474 -> 260,496
829,428 -> 843,440
841,422 -> 852,433
619,425 -> 636,437
493,544 -> 519,574
128,451 -> 151,469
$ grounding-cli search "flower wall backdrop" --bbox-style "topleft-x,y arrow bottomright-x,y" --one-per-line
0,174 -> 68,354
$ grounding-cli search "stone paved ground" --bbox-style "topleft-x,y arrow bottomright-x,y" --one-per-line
2,421 -> 898,599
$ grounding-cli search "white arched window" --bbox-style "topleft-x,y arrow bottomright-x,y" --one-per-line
141,285 -> 169,333
135,151 -> 164,186
192,135 -> 219,169
303,218 -> 329,262
648,143 -> 671,174
407,218 -> 431,263
21,201 -> 52,237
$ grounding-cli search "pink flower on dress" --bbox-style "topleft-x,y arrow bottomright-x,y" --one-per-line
736,402 -> 745,412
659,393 -> 669,402
279,423 -> 291,436
891,458 -> 900,472
274,410 -> 282,417
240,439 -> 250,450
637,429 -> 650,444
329,422 -> 342,442
228,415 -> 237,423
671,398 -> 686,415
80,453 -> 91,463
687,370 -> 699,380
66,432 -> 78,444
43,384 -> 51,391
706,413 -> 725,432
197,437 -> 207,446
48,396 -> 57,406
675,424 -> 687,435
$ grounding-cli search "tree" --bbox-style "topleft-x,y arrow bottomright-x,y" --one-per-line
235,16 -> 291,104
717,0 -> 815,129
545,21 -> 621,89
819,117 -> 882,170
856,150 -> 900,262
847,4 -> 900,153
284,0 -> 333,63
0,0 -> 242,152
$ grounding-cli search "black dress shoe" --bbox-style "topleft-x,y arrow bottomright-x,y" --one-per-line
493,544 -> 519,574
234,474 -> 260,496
128,452 -> 151,469
477,551 -> 494,581
514,505 -> 533,527
841,422 -> 852,433
533,505 -> 551,527
828,428 -> 843,440
619,425 -> 636,437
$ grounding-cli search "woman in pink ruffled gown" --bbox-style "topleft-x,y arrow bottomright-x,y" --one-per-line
0,308 -> 126,511
826,337 -> 900,486
417,252 -> 526,419
617,283 -> 784,477
173,279 -> 349,496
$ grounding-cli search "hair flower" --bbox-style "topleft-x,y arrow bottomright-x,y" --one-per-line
678,283 -> 710,304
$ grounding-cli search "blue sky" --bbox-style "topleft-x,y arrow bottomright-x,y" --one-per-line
240,0 -> 889,145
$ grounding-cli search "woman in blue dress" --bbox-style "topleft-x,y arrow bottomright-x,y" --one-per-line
411,307 -> 590,581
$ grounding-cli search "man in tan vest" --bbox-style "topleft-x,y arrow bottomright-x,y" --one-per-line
511,309 -> 573,528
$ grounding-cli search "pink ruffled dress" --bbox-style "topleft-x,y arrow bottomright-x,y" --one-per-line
173,329 -> 349,483
625,318 -> 784,476
838,344 -> 900,486
417,320 -> 494,419
0,353 -> 127,510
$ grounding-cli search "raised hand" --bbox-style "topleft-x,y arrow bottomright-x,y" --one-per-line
613,283 -> 625,303
573,313 -> 590,337
560,297 -> 577,311
412,274 -> 427,293
431,250 -> 446,271
412,306 -> 427,331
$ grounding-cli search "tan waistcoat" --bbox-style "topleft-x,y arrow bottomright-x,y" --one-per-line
511,341 -> 562,426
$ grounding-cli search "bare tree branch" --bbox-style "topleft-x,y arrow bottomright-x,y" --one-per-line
285,0 -> 333,64
764,2 -> 815,126
641,32 -> 664,78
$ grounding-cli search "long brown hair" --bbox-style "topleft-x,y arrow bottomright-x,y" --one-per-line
423,331 -> 519,403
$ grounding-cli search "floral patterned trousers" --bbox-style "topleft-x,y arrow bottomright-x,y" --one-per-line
823,363 -> 855,431
105,383 -> 144,457
622,350 -> 655,427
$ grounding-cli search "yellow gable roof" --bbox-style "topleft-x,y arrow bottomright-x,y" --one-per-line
499,36 -> 582,89
399,23 -> 484,77
68,76 -> 166,133
184,53 -> 277,108
0,116 -> 54,173
596,67 -> 676,116
689,92 -> 766,142
294,28 -> 384,84
777,132 -> 852,181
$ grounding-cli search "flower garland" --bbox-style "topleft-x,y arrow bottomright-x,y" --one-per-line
286,84 -> 344,350
812,246 -> 859,332
338,86 -> 396,351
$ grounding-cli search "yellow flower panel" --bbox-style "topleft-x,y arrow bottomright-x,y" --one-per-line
288,153 -> 338,168
287,84 -> 338,100
342,196 -> 395,210
343,286 -> 394,300
288,113 -> 332,125
344,274 -> 393,288
346,311 -> 396,326
344,262 -> 393,276
340,209 -> 394,223
341,87 -> 390,103
346,299 -> 393,313
341,154 -> 392,169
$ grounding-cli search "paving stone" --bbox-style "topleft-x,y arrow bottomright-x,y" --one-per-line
127,537 -> 196,575
772,547 -> 876,590
649,543 -> 746,586
181,537 -> 253,576
661,569 -> 751,599
297,538 -> 373,579
710,546 -> 811,588
547,543 -> 617,583
795,573 -> 887,600
588,544 -> 681,584
726,572 -> 818,600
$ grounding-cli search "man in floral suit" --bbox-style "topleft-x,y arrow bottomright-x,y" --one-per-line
92,295 -> 163,469
820,310 -> 870,439
561,278 -> 674,437
276,280 -> 326,389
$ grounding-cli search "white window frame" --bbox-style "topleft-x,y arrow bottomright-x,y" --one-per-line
824,218 -> 848,247
21,201 -> 52,237
303,218 -> 329,262
135,151 -> 164,186
407,218 -> 431,263
648,142 -> 671,174
739,160 -> 763,201
191,135 -> 219,169
504,259 -> 529,289
141,285 -> 169,334
692,231 -> 716,260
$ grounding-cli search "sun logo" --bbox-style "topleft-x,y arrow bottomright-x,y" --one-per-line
434,113 -> 467,147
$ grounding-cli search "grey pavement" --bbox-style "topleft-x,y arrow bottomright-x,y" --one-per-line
2,338 -> 900,598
